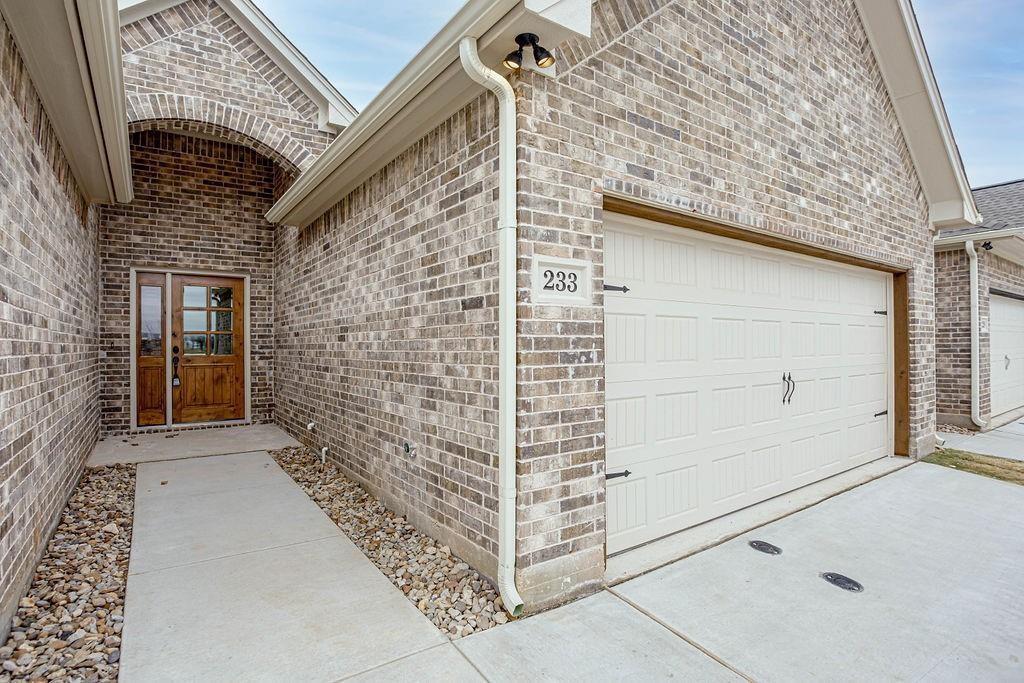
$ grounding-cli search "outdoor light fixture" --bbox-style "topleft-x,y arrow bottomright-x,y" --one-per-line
503,33 -> 555,70
982,241 -> 994,251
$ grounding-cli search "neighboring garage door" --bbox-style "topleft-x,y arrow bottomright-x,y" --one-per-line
604,215 -> 892,554
989,293 -> 1024,417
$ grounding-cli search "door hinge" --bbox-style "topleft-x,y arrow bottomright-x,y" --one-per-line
604,284 -> 630,293
874,310 -> 887,315
606,469 -> 632,480
874,410 -> 888,417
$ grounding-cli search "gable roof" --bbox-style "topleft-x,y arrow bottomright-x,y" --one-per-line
269,0 -> 982,229
118,0 -> 357,131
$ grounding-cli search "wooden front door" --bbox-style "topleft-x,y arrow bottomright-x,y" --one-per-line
170,274 -> 245,424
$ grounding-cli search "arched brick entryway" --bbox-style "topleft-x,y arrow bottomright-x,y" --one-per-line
126,93 -> 311,174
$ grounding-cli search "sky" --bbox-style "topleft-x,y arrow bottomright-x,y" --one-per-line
258,0 -> 1024,189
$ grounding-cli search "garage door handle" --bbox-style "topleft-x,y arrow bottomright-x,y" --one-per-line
1006,354 -> 1012,369
782,373 -> 794,404
788,375 -> 796,403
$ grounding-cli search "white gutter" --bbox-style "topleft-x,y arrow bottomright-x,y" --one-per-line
458,36 -> 524,618
965,240 -> 985,428
933,226 -> 1024,248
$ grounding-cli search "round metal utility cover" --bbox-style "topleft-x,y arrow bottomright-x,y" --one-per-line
748,540 -> 782,555
822,572 -> 864,592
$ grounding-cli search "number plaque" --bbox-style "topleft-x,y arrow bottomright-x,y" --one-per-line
532,257 -> 591,306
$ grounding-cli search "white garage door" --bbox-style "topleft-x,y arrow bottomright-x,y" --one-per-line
604,215 -> 892,554
989,294 -> 1024,417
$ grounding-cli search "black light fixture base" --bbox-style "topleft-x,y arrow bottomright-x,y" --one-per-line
514,32 -> 540,48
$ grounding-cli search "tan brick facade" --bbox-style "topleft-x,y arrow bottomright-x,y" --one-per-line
120,0 -> 333,174
936,248 -> 1024,427
0,15 -> 99,638
274,95 -> 504,578
99,131 -> 277,435
272,0 -> 937,610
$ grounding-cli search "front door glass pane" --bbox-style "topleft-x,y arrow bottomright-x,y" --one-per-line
140,286 -> 163,356
183,286 -> 207,308
210,286 -> 233,308
183,334 -> 207,355
211,334 -> 233,355
183,310 -> 207,331
212,310 -> 232,331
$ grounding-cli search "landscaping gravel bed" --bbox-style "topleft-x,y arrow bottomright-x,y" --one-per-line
271,446 -> 511,639
937,424 -> 974,436
1,465 -> 135,682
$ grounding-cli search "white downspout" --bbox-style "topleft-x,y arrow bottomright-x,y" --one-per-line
965,240 -> 986,428
459,36 -> 524,616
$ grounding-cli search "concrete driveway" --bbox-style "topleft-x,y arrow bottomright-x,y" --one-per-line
457,463 -> 1024,681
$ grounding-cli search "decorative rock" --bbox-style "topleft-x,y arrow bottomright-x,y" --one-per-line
272,447 -> 515,640
0,464 -> 135,682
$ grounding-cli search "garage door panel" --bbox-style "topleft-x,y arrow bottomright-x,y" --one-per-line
605,227 -> 887,316
990,294 -> 1024,417
605,300 -> 886,384
605,217 -> 892,554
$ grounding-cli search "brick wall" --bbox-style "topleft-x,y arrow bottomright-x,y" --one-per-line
510,0 -> 935,606
0,15 -> 99,639
274,0 -> 937,611
937,248 -> 1024,427
935,249 -> 971,423
274,95 -> 503,578
99,131 -> 277,434
120,0 -> 333,173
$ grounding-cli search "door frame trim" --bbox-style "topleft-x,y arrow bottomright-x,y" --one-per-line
128,267 -> 252,431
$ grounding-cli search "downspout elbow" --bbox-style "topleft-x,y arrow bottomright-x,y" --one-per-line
458,36 -> 524,617
965,240 -> 985,429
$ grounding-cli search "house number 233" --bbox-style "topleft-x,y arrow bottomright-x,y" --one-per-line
543,269 -> 579,293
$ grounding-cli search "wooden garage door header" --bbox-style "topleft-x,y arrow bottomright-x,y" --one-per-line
604,197 -> 904,274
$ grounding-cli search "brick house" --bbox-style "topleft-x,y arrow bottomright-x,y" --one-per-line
935,179 -> 1024,431
2,0 -> 980,627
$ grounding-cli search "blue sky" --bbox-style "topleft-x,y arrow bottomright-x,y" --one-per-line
259,0 -> 1024,189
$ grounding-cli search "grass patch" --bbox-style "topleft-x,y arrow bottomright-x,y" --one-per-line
924,448 -> 1024,486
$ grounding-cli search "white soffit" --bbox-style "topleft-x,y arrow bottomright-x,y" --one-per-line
934,227 -> 1024,267
119,0 -> 358,131
267,0 -> 593,228
853,0 -> 981,229
0,0 -> 133,203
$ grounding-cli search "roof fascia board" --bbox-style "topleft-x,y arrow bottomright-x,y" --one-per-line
118,0 -> 182,26
75,0 -> 134,202
0,0 -> 130,203
852,0 -> 981,229
934,226 -> 1024,248
118,0 -> 358,131
216,0 -> 357,130
267,0 -> 593,227
854,0 -> 980,228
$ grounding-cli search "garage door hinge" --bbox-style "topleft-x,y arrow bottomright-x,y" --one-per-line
874,310 -> 887,315
604,284 -> 630,293
874,410 -> 888,417
606,469 -> 632,480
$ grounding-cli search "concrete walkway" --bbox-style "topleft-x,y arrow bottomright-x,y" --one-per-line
89,423 -> 300,467
119,451 -> 451,682
940,421 -> 1024,460
112,427 -> 1024,681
